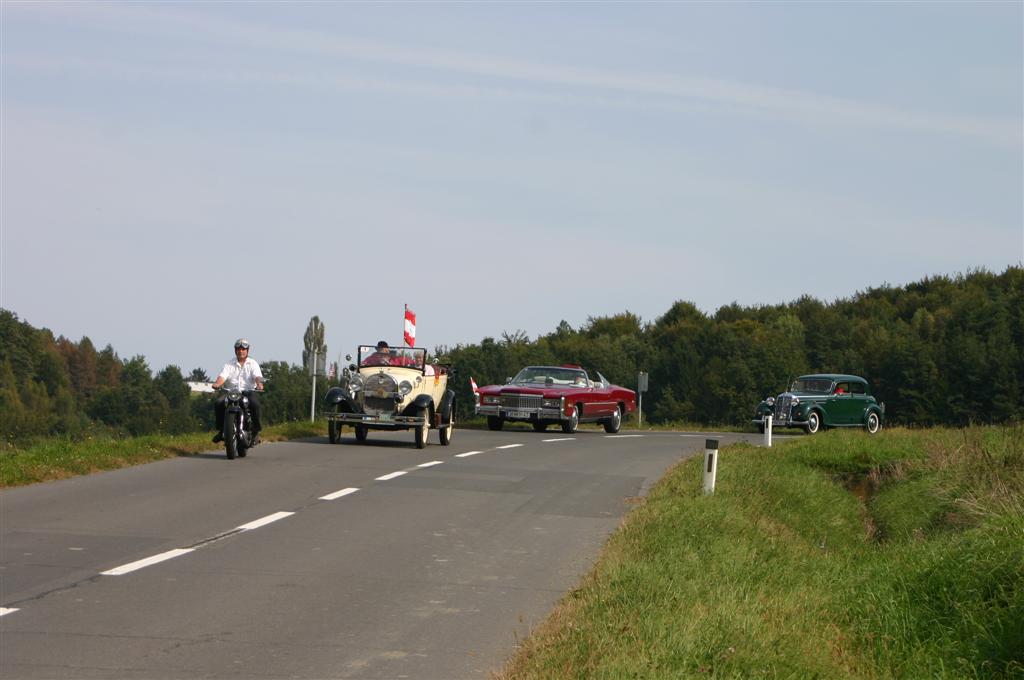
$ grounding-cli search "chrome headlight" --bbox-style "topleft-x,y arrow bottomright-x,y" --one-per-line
398,380 -> 413,396
791,397 -> 800,405
482,395 -> 500,405
766,397 -> 775,406
348,375 -> 364,392
543,398 -> 562,408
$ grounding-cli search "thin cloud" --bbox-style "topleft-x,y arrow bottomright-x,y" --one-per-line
8,2 -> 1021,148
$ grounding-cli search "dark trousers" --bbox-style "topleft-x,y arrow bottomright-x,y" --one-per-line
215,391 -> 262,433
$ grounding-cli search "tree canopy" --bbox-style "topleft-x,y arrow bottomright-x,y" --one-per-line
1,266 -> 1020,444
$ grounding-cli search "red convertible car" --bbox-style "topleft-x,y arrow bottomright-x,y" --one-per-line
474,365 -> 636,433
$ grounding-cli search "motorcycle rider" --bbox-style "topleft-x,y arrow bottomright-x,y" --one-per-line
211,338 -> 265,444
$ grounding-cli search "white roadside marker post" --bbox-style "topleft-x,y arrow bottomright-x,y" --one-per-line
703,438 -> 718,495
765,414 -> 773,447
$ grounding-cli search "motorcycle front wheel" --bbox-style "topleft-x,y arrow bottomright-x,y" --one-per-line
224,418 -> 238,460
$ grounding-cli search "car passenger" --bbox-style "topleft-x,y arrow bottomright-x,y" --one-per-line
363,341 -> 392,366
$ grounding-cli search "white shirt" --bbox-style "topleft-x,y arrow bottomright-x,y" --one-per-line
217,356 -> 264,391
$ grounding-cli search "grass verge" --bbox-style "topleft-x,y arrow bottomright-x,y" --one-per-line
499,425 -> 1023,679
0,421 -> 327,487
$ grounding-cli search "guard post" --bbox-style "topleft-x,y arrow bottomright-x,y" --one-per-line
703,438 -> 719,495
765,414 -> 773,447
636,371 -> 648,428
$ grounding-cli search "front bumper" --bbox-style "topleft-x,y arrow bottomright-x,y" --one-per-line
325,411 -> 427,428
476,404 -> 568,422
751,414 -> 808,428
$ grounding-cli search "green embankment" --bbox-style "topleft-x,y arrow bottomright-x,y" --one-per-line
0,421 -> 327,487
501,426 -> 1023,679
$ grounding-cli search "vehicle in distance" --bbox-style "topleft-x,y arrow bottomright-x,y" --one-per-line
753,373 -> 884,435
323,344 -> 455,448
475,364 -> 636,434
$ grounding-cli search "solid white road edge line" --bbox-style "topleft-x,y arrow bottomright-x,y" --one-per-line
455,450 -> 483,457
418,461 -> 444,468
542,438 -> 575,442
606,434 -> 644,438
320,487 -> 360,500
497,444 -> 523,449
0,608 -> 20,617
101,548 -> 195,576
236,511 -> 295,531
376,471 -> 407,481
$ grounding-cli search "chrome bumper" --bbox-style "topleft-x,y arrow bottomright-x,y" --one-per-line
476,405 -> 567,421
324,411 -> 427,427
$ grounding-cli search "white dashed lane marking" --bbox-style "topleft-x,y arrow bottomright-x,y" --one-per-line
455,451 -> 483,458
418,461 -> 444,468
1,608 -> 21,617
606,434 -> 644,438
319,487 -> 359,500
101,548 -> 195,576
497,444 -> 523,450
237,511 -> 295,531
376,471 -> 408,481
542,438 -> 575,442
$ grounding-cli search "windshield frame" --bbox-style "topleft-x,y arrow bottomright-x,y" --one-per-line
357,345 -> 427,371
790,378 -> 835,394
511,366 -> 589,387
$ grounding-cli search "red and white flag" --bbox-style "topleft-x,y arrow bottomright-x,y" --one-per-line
470,377 -> 479,394
404,305 -> 416,347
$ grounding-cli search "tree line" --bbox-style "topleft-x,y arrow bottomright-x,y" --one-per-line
1,266 -> 1020,444
0,309 -> 330,445
438,266 -> 1023,427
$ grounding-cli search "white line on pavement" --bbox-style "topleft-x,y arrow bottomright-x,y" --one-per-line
0,608 -> 20,617
418,461 -> 444,468
542,438 -> 575,442
376,471 -> 407,481
319,487 -> 359,500
455,450 -> 483,457
237,511 -> 295,531
606,435 -> 644,438
101,548 -> 195,576
497,444 -> 523,449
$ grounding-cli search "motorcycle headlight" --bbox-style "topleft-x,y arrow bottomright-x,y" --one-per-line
398,380 -> 413,396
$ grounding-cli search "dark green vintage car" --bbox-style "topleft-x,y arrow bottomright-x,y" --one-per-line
753,374 -> 884,435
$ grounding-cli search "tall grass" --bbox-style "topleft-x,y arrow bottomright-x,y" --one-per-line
501,426 -> 1023,679
0,421 -> 327,487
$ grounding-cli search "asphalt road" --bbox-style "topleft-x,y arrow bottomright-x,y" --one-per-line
1,427 -> 774,679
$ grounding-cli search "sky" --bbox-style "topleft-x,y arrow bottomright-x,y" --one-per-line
2,1 -> 1022,378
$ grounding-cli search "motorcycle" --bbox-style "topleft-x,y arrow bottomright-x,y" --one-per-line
216,387 -> 261,460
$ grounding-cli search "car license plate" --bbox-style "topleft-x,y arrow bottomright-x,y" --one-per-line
378,413 -> 392,422
507,410 -> 531,419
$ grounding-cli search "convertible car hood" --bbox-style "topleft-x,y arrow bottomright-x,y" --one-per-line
499,385 -> 547,394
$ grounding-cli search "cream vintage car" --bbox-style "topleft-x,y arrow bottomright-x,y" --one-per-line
323,343 -> 455,448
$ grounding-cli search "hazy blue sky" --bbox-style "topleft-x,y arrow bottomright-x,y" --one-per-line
2,1 -> 1022,377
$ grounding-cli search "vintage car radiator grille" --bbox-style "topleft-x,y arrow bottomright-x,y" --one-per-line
500,394 -> 543,410
363,374 -> 397,415
774,395 -> 793,421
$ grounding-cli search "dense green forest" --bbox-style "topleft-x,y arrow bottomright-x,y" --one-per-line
440,266 -> 1023,426
1,267 -> 1020,445
0,310 -> 331,445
